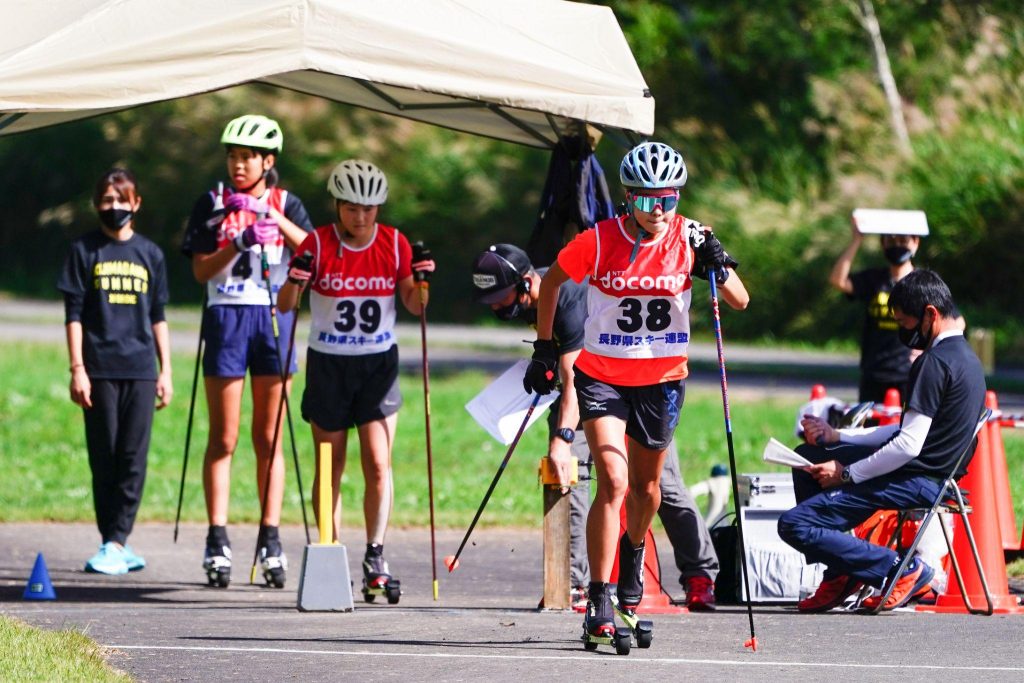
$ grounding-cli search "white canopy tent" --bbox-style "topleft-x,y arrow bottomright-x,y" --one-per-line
0,0 -> 654,147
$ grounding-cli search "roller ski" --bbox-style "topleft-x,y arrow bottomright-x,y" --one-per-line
613,533 -> 653,649
258,545 -> 288,588
361,543 -> 401,605
581,582 -> 632,655
256,526 -> 287,588
203,529 -> 232,588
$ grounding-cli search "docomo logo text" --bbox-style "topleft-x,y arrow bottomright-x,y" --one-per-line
597,272 -> 687,292
318,274 -> 395,292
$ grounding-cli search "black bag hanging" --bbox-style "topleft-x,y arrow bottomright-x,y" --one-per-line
709,514 -> 739,605
526,133 -> 614,268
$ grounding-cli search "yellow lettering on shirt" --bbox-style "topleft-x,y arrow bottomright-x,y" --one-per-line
107,293 -> 138,305
92,260 -> 149,303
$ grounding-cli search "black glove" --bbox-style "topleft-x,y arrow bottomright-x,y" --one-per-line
411,241 -> 435,282
287,251 -> 314,285
691,229 -> 739,284
523,339 -> 559,395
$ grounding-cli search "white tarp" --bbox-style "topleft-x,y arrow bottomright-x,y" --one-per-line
0,0 -> 654,147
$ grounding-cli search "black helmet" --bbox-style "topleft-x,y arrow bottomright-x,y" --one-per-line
471,244 -> 532,304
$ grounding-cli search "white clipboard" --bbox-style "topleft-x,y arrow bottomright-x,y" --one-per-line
762,437 -> 813,468
852,208 -> 929,236
465,359 -> 559,445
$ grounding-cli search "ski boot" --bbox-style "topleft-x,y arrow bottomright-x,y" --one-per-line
257,526 -> 287,588
581,582 -> 632,655
203,527 -> 232,588
613,533 -> 653,649
361,543 -> 401,605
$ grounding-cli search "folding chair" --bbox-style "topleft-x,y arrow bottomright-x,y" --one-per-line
865,407 -> 994,615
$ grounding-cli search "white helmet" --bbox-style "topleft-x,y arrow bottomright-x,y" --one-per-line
619,141 -> 687,189
327,159 -> 388,205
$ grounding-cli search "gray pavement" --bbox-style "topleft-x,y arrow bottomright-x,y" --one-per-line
3,522 -> 1024,682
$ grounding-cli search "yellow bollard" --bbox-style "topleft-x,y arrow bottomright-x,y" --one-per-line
318,442 -> 332,545
297,440 -> 354,611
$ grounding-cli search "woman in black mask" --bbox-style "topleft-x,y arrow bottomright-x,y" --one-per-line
829,219 -> 921,403
58,168 -> 172,575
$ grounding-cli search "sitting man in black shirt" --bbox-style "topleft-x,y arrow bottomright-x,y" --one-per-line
778,270 -> 986,612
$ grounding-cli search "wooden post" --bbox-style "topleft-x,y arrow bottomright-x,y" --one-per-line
543,486 -> 571,609
540,456 -> 577,610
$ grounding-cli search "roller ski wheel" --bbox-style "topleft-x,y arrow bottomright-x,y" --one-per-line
581,625 -> 631,656
361,577 -> 401,604
258,546 -> 288,589
203,545 -> 232,589
613,598 -> 653,649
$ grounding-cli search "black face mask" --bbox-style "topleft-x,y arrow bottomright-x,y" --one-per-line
898,312 -> 932,350
98,208 -> 133,231
493,300 -> 525,321
884,246 -> 913,265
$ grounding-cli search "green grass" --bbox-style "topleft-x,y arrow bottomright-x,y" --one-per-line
0,616 -> 131,682
2,340 -> 1023,535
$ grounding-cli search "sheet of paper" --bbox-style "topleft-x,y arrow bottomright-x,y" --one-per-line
465,359 -> 559,445
852,208 -> 929,236
762,437 -> 814,468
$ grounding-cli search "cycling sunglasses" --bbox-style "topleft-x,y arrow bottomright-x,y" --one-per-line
629,191 -> 680,213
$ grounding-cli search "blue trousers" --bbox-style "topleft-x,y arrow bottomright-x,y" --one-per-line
777,443 -> 942,587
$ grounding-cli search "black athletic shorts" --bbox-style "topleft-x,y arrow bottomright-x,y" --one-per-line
301,346 -> 402,431
573,368 -> 684,450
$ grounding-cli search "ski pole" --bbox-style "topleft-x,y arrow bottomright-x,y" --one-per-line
416,273 -> 440,600
446,393 -> 541,572
708,267 -> 758,652
249,244 -> 310,583
173,290 -> 207,543
175,181 -> 224,543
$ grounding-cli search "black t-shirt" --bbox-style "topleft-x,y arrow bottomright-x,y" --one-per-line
57,230 -> 169,380
901,334 -> 986,478
181,188 -> 313,257
849,267 -> 911,383
524,268 -> 587,435
523,267 -> 587,354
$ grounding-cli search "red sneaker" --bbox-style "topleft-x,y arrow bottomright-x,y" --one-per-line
798,575 -> 863,613
685,576 -> 717,612
862,560 -> 934,611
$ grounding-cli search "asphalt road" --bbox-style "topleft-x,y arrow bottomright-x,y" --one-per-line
2,522 -> 1023,682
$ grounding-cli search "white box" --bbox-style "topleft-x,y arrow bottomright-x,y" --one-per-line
736,507 -> 824,603
738,473 -> 796,509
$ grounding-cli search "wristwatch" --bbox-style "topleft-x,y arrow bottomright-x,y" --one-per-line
555,428 -> 575,444
840,466 -> 852,484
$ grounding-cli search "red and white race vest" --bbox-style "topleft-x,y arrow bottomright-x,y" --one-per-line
583,215 -> 696,360
302,223 -> 411,356
208,187 -> 289,306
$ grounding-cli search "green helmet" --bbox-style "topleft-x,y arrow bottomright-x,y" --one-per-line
220,114 -> 283,153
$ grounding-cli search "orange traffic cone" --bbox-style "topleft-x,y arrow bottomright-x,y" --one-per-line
918,425 -> 1023,614
876,388 -> 902,426
983,392 -> 1019,550
609,500 -> 683,614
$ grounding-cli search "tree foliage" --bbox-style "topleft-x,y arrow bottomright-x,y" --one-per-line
1,2 -> 1022,356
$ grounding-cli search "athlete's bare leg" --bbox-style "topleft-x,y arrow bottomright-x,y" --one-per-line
624,440 -> 667,545
585,415 -> 629,582
251,375 -> 290,526
311,423 -> 348,542
359,413 -> 397,546
202,377 -> 244,526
